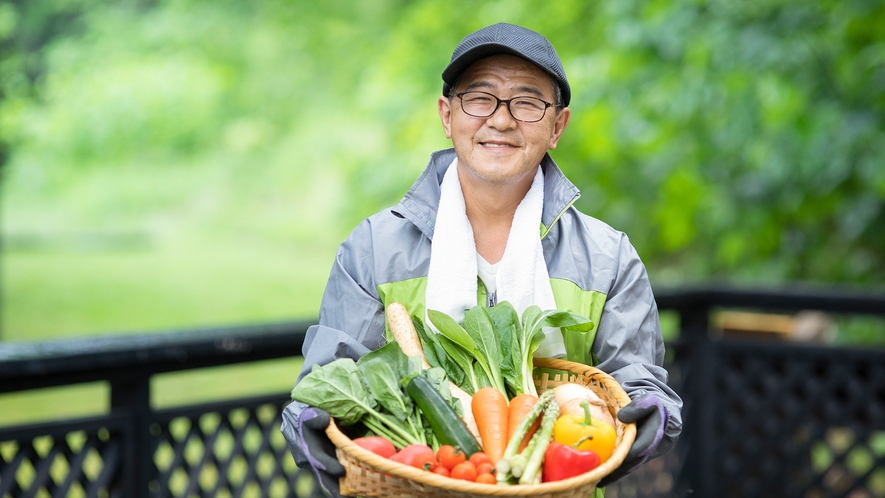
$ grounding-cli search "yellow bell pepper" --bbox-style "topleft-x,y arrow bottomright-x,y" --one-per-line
552,399 -> 617,463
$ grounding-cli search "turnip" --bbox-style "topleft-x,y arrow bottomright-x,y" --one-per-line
553,383 -> 615,428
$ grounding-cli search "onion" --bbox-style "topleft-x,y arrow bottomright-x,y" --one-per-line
553,383 -> 616,428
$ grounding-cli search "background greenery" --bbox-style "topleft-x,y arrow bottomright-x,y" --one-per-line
2,0 -> 884,346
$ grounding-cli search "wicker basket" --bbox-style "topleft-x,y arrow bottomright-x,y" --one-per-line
325,358 -> 637,498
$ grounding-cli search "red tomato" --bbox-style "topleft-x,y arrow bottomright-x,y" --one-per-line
436,445 -> 467,470
432,466 -> 450,477
475,472 -> 497,484
390,444 -> 438,471
352,436 -> 396,459
468,452 -> 491,468
475,462 -> 495,476
450,461 -> 478,482
410,451 -> 438,471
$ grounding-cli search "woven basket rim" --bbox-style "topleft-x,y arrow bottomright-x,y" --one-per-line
325,358 -> 637,496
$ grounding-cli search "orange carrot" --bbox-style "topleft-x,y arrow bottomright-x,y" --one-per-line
508,393 -> 541,453
471,387 -> 509,463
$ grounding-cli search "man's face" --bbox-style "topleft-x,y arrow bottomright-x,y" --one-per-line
438,54 -> 570,186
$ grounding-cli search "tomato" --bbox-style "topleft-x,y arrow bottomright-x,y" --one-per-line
390,444 -> 438,471
432,466 -> 450,477
450,461 -> 478,482
436,445 -> 467,470
468,451 -> 491,468
475,472 -> 497,484
352,436 -> 396,459
410,451 -> 438,471
475,462 -> 495,476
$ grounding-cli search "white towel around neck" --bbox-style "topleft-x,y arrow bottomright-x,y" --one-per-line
425,158 -> 566,358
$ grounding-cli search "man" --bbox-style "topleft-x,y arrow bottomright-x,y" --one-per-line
282,23 -> 682,497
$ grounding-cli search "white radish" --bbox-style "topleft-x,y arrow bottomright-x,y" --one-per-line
449,383 -> 482,445
385,302 -> 481,442
386,302 -> 430,369
553,382 -> 616,428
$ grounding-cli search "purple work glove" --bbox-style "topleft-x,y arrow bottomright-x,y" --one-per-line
281,405 -> 345,497
598,393 -> 671,487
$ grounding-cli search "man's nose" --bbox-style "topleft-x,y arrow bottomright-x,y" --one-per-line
486,101 -> 517,127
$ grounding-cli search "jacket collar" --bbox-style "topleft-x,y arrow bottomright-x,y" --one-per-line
393,148 -> 581,241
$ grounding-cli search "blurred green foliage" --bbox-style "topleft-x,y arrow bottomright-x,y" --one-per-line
1,0 -> 883,340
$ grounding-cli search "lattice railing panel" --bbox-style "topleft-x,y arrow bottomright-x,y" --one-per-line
712,342 -> 885,498
149,397 -> 318,498
604,340 -> 691,498
0,421 -> 123,498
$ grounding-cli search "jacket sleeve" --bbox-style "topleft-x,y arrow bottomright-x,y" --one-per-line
282,220 -> 388,465
298,219 -> 388,382
592,234 -> 683,449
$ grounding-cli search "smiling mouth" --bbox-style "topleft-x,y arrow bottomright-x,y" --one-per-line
479,141 -> 518,148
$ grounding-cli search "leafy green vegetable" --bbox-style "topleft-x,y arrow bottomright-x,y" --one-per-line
414,315 -> 467,388
426,309 -> 487,394
462,306 -> 507,393
517,305 -> 595,396
427,304 -> 594,398
291,338 -> 470,451
357,342 -> 412,422
292,355 -> 422,448
488,302 -> 521,397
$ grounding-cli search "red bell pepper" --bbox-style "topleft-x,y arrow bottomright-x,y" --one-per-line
541,441 -> 601,482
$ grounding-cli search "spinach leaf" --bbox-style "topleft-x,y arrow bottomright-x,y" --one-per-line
463,306 -> 506,393
291,357 -> 421,447
414,315 -> 466,387
290,359 -> 376,425
357,342 -> 412,422
488,302 -> 521,396
518,305 -> 594,395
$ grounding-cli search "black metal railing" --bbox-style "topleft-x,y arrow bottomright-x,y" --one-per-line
1,285 -> 884,497
0,321 -> 317,497
610,285 -> 885,498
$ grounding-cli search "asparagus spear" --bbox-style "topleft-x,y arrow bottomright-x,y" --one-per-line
497,390 -> 555,484
517,397 -> 560,484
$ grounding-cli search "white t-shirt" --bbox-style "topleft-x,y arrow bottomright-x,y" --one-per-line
477,253 -> 499,305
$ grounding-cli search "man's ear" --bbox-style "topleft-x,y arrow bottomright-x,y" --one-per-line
547,107 -> 571,150
438,95 -> 453,139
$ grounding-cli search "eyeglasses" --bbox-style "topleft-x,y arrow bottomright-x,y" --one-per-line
455,91 -> 554,123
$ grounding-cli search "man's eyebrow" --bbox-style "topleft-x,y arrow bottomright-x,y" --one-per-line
464,81 -> 547,99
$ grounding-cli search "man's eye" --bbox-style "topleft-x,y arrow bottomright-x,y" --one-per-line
467,96 -> 494,104
514,98 -> 542,109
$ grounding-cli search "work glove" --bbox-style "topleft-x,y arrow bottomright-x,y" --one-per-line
598,392 -> 671,487
281,405 -> 346,497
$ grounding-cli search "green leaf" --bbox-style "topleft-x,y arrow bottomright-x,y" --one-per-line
290,359 -> 375,426
463,306 -> 505,392
429,309 -> 478,353
489,302 -> 521,395
414,315 -> 466,386
436,333 -> 480,394
357,342 -> 412,422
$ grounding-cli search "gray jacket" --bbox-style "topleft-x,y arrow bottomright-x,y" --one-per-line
282,148 -> 683,467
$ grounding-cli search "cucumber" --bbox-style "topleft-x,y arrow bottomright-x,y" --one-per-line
406,376 -> 482,457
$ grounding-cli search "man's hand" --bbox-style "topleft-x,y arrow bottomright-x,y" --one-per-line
598,393 -> 671,487
284,406 -> 346,497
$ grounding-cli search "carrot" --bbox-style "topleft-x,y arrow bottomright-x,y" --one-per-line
471,387 -> 509,463
508,394 -> 541,453
386,302 -> 430,368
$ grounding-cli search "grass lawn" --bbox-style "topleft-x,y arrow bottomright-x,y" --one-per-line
0,234 -> 334,426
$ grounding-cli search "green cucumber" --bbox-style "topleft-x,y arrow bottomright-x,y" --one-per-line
406,376 -> 482,457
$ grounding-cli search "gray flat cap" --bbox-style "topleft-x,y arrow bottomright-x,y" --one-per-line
442,23 -> 570,106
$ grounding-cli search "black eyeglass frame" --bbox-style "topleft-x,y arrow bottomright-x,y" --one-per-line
455,91 -> 555,123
